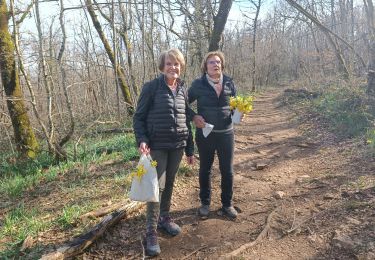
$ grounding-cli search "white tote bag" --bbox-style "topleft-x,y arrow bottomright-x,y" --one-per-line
129,154 -> 159,202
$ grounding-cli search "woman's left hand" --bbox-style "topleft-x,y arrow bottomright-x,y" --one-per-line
193,115 -> 206,128
186,156 -> 195,165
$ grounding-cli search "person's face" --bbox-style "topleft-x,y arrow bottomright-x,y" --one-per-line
163,56 -> 181,81
206,55 -> 222,78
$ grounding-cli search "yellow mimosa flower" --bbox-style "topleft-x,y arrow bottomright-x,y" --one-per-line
131,164 -> 147,181
230,95 -> 254,113
151,160 -> 158,168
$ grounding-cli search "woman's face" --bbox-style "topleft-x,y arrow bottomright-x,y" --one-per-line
206,55 -> 222,78
163,56 -> 181,81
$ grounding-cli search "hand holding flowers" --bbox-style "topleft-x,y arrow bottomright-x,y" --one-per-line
230,95 -> 254,124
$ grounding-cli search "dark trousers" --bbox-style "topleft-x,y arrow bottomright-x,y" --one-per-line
196,130 -> 234,208
146,148 -> 183,231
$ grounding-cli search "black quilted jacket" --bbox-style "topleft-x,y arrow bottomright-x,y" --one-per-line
133,75 -> 194,156
188,74 -> 236,132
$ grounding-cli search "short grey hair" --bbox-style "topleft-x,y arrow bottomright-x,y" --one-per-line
158,48 -> 185,72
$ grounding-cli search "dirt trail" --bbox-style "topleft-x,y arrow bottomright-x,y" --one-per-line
84,89 -> 375,259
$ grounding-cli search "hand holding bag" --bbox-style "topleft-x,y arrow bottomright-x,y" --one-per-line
129,154 -> 159,202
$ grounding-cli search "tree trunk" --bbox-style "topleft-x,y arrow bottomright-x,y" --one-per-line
251,0 -> 261,92
85,0 -> 134,113
368,42 -> 375,95
0,0 -> 39,158
119,0 -> 139,97
330,0 -> 336,32
35,0 -> 68,161
58,0 -> 75,148
364,0 -> 375,95
208,0 -> 233,51
285,0 -> 351,80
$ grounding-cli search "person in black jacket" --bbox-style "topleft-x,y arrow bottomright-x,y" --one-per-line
133,48 -> 194,257
188,51 -> 240,219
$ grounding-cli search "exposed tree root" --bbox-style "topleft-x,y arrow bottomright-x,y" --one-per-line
181,245 -> 208,259
220,206 -> 279,259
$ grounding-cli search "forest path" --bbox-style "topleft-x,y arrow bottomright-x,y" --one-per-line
84,89 -> 375,259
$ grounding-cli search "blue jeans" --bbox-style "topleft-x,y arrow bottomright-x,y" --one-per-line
146,148 -> 183,232
196,130 -> 234,208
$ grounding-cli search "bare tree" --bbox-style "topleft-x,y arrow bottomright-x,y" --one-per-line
285,0 -> 350,80
0,0 -> 39,158
119,0 -> 139,96
209,0 -> 234,51
57,0 -> 75,148
363,0 -> 375,95
35,0 -> 71,160
242,0 -> 263,91
251,0 -> 261,91
85,0 -> 134,113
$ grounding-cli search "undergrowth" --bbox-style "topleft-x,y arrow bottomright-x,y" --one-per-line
0,133 -> 139,258
283,80 -> 375,153
0,130 -> 196,258
310,83 -> 372,138
0,134 -> 138,198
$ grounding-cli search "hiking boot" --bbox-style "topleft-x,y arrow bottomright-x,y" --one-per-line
222,206 -> 238,219
158,216 -> 181,236
144,230 -> 160,256
198,204 -> 210,217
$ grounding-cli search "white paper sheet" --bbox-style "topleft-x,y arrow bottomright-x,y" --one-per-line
202,123 -> 214,138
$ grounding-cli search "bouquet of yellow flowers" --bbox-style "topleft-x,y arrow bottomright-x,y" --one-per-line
229,95 -> 254,124
129,154 -> 159,202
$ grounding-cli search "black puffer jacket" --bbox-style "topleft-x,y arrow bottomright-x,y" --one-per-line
188,74 -> 236,132
133,75 -> 194,156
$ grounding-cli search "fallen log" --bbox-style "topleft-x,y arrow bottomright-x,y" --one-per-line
95,128 -> 133,134
79,202 -> 125,220
41,201 -> 143,260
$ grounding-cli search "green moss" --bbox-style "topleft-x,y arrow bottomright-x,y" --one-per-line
0,2 -> 39,158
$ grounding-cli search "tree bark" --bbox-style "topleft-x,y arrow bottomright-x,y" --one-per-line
85,0 -> 134,113
119,0 -> 139,97
0,0 -> 39,158
35,0 -> 68,161
58,0 -> 75,148
91,0 -> 139,99
208,0 -> 233,51
250,0 -> 261,92
363,0 -> 375,95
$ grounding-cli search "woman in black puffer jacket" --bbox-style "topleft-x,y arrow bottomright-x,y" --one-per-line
133,48 -> 194,257
188,51 -> 240,219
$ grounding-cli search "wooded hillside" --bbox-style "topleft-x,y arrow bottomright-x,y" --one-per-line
1,1 -> 375,259
1,0 -> 375,157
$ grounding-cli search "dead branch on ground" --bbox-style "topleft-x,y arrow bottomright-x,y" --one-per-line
40,201 -> 143,259
80,202 -> 127,220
